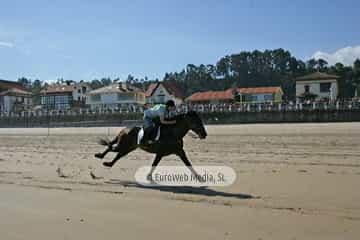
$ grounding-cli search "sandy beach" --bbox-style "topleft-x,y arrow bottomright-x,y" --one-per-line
0,123 -> 360,239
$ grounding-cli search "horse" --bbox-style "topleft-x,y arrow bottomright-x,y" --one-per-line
95,111 -> 207,178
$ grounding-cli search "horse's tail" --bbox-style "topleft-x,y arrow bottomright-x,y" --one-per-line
97,128 -> 132,147
98,138 -> 111,146
116,129 -> 129,145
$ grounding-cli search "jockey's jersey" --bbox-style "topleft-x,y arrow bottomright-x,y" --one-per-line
144,104 -> 171,120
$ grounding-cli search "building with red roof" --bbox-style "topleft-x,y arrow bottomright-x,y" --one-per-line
186,86 -> 283,104
145,82 -> 183,105
0,79 -> 33,112
237,86 -> 283,103
186,89 -> 234,104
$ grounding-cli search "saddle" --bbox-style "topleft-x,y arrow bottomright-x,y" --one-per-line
138,125 -> 161,145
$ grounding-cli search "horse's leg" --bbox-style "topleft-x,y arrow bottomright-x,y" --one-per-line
176,148 -> 192,166
95,147 -> 111,159
147,154 -> 163,181
95,136 -> 118,159
176,148 -> 202,181
102,145 -> 137,167
108,137 -> 118,146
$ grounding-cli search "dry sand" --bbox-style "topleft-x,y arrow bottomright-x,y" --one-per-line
0,123 -> 360,239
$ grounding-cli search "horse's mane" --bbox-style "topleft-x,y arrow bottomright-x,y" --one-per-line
173,111 -> 198,121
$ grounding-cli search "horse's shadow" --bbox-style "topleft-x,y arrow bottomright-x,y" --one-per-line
105,179 -> 258,200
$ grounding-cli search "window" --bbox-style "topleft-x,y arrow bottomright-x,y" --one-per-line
91,95 -> 101,102
320,82 -> 331,93
117,94 -> 133,101
304,85 -> 310,93
264,94 -> 273,101
157,94 -> 165,103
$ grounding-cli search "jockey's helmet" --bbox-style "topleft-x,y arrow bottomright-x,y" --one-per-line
165,100 -> 175,107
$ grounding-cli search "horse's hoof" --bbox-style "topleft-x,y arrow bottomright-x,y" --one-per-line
146,174 -> 153,182
146,174 -> 157,185
103,162 -> 113,168
95,153 -> 103,159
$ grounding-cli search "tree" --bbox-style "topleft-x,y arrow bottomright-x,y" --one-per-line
307,58 -> 317,71
100,78 -> 112,86
316,58 -> 328,71
216,55 -> 231,77
90,79 -> 102,89
17,77 -> 32,90
352,59 -> 360,97
127,74 -> 135,82
31,79 -> 43,105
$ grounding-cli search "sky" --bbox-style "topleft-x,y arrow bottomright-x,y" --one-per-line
0,0 -> 359,81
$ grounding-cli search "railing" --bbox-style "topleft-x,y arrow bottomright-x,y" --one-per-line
0,106 -> 144,118
182,101 -> 360,113
1,100 -> 360,118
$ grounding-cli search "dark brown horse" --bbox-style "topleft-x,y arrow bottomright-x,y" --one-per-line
95,111 -> 207,177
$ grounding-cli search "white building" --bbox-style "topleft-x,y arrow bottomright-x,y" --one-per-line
72,81 -> 92,108
86,82 -> 145,110
0,88 -> 32,112
237,87 -> 283,103
295,72 -> 339,101
145,82 -> 183,105
41,81 -> 92,109
0,79 -> 33,113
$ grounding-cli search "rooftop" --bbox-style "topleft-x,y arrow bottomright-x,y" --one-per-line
0,88 -> 32,96
145,82 -> 183,98
295,72 -> 340,81
238,86 -> 283,94
41,84 -> 75,94
187,89 -> 233,101
88,82 -> 143,95
0,79 -> 24,90
145,83 -> 158,97
187,86 -> 282,101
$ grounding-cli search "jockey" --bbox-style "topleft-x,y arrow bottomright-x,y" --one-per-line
141,100 -> 177,144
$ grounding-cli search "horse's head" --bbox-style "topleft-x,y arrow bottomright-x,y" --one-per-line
185,111 -> 207,139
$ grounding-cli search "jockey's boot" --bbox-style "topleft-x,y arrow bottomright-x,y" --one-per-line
141,127 -> 155,145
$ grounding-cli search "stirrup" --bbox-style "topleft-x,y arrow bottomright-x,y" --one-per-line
147,140 -> 155,144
